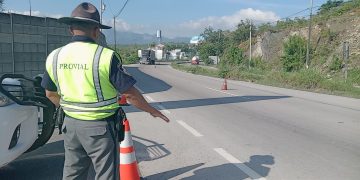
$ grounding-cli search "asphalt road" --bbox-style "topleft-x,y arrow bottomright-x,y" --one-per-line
1,63 -> 359,180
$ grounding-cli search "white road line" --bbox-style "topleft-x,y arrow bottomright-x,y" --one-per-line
157,105 -> 171,114
206,87 -> 238,96
214,148 -> 266,180
134,85 -> 144,94
145,95 -> 155,102
206,87 -> 252,100
177,120 -> 203,137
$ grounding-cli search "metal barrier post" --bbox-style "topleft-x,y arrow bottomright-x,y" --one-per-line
45,17 -> 48,56
10,13 -> 15,74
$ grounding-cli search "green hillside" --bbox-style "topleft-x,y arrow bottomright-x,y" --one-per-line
173,0 -> 360,98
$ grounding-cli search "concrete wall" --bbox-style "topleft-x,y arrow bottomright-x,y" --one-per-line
0,12 -> 71,77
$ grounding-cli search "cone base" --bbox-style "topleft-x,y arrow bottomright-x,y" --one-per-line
120,162 -> 140,180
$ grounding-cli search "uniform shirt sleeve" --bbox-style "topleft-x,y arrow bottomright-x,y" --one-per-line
41,70 -> 58,92
109,53 -> 136,94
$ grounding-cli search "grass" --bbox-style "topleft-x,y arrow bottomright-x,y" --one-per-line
171,62 -> 360,98
172,63 -> 219,78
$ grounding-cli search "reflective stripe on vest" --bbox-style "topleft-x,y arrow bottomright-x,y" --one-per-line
52,48 -> 62,96
93,46 -> 104,101
47,42 -> 119,120
60,97 -> 117,108
61,106 -> 117,113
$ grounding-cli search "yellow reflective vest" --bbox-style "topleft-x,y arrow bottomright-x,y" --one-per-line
46,42 -> 119,120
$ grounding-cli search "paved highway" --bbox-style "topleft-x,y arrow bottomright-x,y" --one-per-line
1,63 -> 359,180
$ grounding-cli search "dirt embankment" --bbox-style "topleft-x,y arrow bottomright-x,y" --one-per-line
251,10 -> 360,69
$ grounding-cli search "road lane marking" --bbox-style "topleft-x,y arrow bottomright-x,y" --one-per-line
177,120 -> 203,137
134,85 -> 145,94
214,148 -> 266,180
206,87 -> 238,96
145,95 -> 155,102
157,105 -> 171,114
206,87 -> 252,100
145,95 -> 170,114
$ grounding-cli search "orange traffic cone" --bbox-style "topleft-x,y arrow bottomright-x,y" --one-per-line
118,95 -> 129,106
221,78 -> 228,90
119,119 -> 141,180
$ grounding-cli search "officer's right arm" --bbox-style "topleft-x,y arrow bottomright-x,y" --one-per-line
123,86 -> 170,123
109,54 -> 169,123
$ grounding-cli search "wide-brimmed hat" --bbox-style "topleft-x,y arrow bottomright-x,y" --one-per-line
59,2 -> 111,29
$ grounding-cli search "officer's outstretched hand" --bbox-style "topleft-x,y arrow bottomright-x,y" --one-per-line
150,109 -> 170,123
122,87 -> 170,123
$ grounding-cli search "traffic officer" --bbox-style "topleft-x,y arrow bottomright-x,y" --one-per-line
41,2 -> 170,180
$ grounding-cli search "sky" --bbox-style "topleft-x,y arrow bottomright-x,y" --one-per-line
3,0 -> 329,38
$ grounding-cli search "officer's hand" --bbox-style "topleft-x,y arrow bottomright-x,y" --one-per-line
150,110 -> 170,123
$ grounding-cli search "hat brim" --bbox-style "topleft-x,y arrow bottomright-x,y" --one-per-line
59,17 -> 112,29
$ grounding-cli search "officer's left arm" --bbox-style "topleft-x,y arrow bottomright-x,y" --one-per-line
45,90 -> 60,108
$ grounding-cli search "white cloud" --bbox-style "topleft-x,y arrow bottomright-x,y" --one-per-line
103,18 -> 131,31
181,8 -> 280,31
101,8 -> 280,38
7,8 -> 279,38
8,10 -> 63,18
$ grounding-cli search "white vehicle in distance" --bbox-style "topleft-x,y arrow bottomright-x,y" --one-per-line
0,74 -> 56,168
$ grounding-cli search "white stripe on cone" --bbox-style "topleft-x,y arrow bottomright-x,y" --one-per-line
120,132 -> 133,148
120,152 -> 137,164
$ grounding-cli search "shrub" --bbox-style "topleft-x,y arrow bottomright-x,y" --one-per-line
218,63 -> 230,78
348,68 -> 360,84
250,57 -> 268,70
221,45 -> 244,66
198,43 -> 216,65
319,0 -> 344,14
289,69 -> 325,89
329,56 -> 342,71
281,35 -> 307,72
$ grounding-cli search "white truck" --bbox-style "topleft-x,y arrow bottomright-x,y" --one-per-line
0,74 -> 56,168
138,49 -> 156,65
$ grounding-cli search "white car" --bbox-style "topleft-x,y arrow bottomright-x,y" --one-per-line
0,74 -> 56,168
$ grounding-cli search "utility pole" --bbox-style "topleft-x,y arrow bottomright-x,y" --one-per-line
306,0 -> 313,69
113,17 -> 117,52
113,0 -> 130,52
217,31 -> 220,65
249,19 -> 252,69
100,0 -> 103,24
29,0 -> 32,16
343,42 -> 349,82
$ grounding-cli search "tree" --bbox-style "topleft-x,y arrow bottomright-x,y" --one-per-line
198,27 -> 227,64
198,42 -> 216,65
281,35 -> 307,72
221,45 -> 244,66
258,23 -> 273,33
149,42 -> 156,48
201,27 -> 217,43
318,0 -> 344,14
230,19 -> 255,45
120,45 -> 139,64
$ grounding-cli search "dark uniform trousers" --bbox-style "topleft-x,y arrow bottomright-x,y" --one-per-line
62,115 -> 119,180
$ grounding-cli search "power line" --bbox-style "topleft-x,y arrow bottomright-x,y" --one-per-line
103,0 -> 115,17
256,5 -> 321,26
113,0 -> 131,52
281,8 -> 311,20
115,0 -> 130,18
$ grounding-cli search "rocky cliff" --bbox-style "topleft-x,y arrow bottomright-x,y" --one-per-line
251,9 -> 360,69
